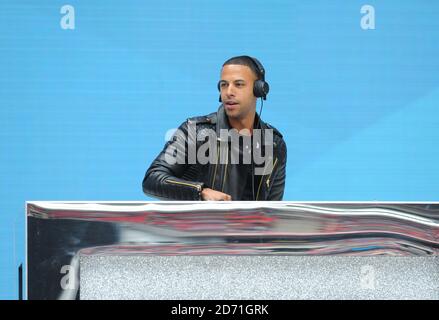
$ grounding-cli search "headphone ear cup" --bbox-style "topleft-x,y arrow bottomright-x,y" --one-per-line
262,81 -> 270,98
254,80 -> 270,100
217,81 -> 222,102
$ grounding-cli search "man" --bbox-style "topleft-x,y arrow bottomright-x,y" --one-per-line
142,55 -> 287,200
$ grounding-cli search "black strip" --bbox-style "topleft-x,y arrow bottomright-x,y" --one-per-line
18,264 -> 23,300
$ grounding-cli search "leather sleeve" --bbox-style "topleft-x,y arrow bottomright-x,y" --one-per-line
267,139 -> 287,201
142,121 -> 205,200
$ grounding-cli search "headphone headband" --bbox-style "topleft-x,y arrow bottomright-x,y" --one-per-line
243,56 -> 266,82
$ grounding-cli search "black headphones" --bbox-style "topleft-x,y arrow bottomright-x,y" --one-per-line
218,56 -> 270,102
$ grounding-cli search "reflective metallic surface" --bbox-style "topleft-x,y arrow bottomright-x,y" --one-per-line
27,201 -> 439,299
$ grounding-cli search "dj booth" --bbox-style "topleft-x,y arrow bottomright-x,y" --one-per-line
26,202 -> 439,300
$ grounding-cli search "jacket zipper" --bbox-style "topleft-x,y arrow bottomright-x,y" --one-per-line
165,179 -> 202,192
265,157 -> 278,189
211,141 -> 220,189
256,157 -> 278,200
221,145 -> 228,193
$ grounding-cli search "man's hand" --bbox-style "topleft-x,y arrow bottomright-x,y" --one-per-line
201,188 -> 232,201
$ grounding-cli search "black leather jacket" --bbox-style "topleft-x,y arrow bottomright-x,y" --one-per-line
142,104 -> 287,200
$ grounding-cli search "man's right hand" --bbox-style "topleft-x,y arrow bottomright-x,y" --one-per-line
201,188 -> 232,201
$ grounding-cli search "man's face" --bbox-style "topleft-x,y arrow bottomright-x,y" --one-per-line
219,64 -> 258,120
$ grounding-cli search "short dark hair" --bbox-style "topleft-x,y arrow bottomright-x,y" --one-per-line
222,56 -> 262,80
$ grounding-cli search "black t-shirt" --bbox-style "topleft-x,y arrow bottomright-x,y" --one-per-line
238,134 -> 261,200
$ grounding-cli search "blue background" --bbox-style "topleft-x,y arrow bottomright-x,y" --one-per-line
1,0 -> 439,299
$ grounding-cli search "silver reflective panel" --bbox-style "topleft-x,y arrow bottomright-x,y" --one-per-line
26,201 -> 439,300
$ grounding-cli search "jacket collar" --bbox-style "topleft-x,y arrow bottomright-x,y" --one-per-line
215,104 -> 268,140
